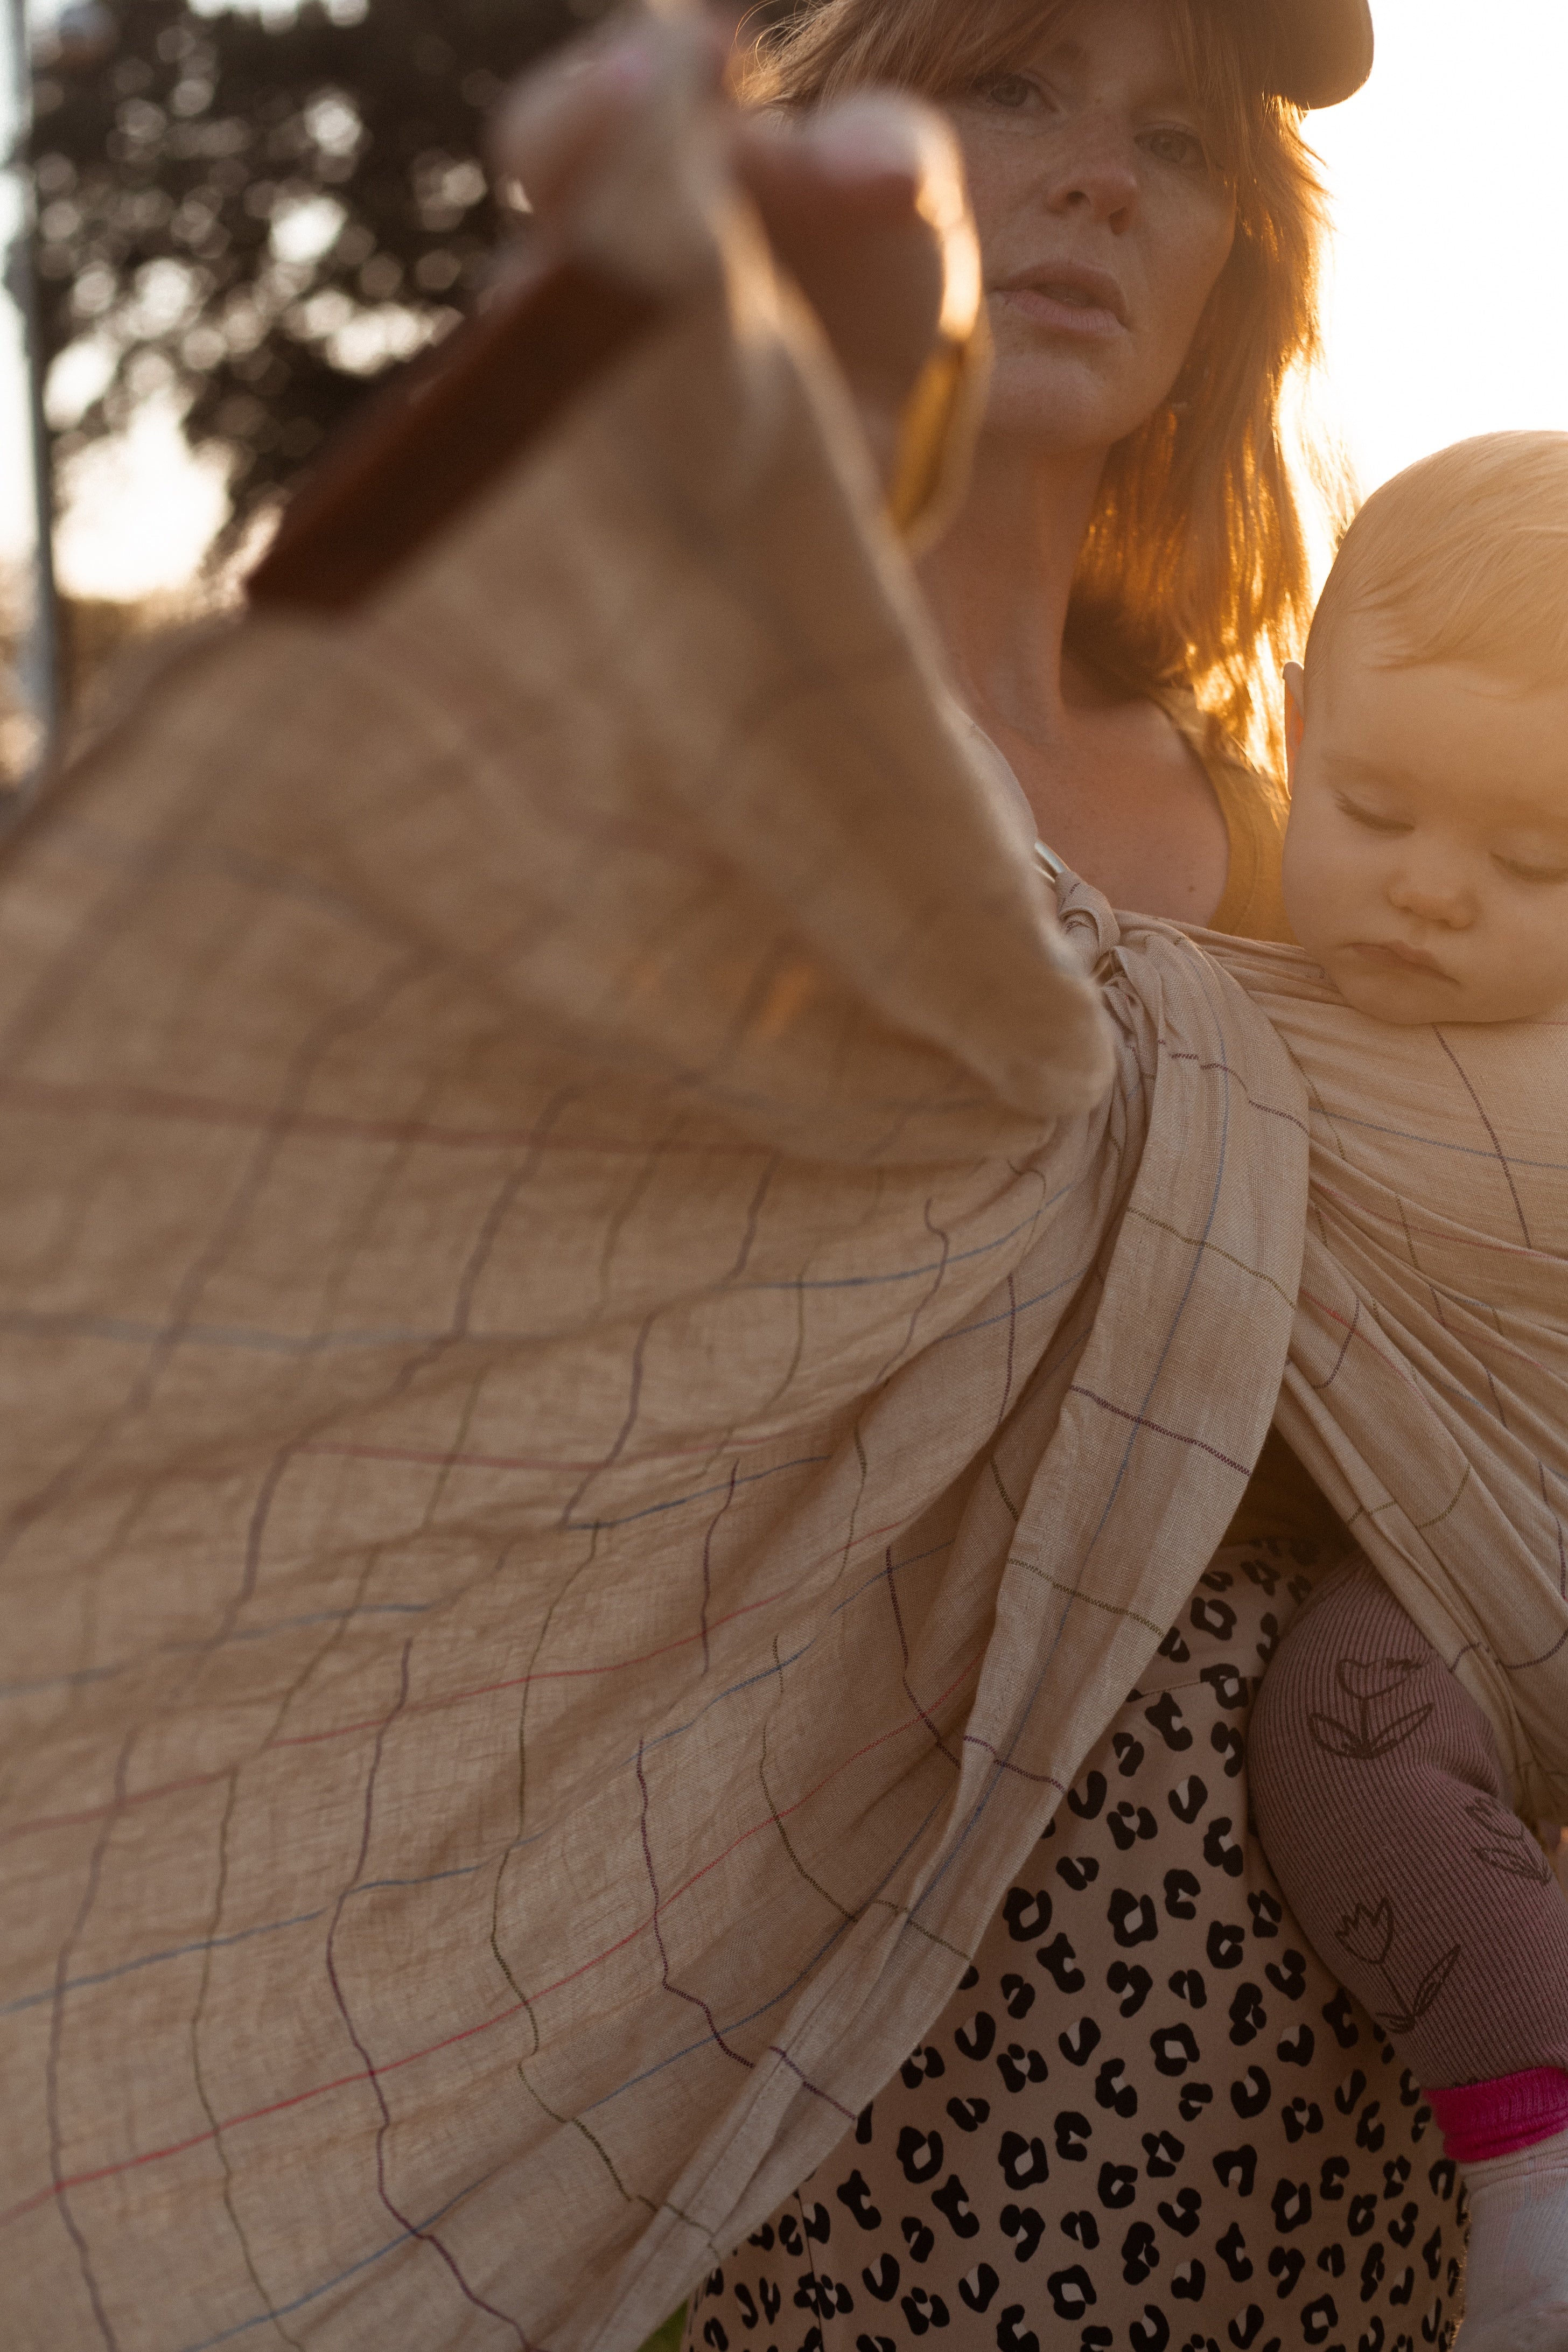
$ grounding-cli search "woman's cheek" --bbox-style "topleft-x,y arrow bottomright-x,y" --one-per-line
940,119 -> 1017,260
1151,185 -> 1235,346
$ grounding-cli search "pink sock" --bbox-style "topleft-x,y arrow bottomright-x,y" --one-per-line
1427,2067 -> 1568,2162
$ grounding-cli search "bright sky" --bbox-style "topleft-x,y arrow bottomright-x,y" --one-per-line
5,0 -> 1568,599
1305,0 -> 1568,498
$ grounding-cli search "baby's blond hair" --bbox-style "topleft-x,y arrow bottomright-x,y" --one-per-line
1308,430 -> 1568,689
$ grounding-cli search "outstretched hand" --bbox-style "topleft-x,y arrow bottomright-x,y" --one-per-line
488,11 -> 980,498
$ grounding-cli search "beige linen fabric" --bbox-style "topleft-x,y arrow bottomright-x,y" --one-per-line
1014,875 -> 1568,1840
0,121 -> 1312,2352
1030,892 -> 1568,1833
1204,930 -> 1568,1823
3,77 -> 1564,2352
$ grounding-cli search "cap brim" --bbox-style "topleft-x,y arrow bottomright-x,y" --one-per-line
1265,0 -> 1374,108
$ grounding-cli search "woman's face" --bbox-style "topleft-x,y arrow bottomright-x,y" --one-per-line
943,0 -> 1237,452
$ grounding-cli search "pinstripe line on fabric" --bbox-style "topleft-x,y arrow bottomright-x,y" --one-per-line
4,82 -> 1566,2352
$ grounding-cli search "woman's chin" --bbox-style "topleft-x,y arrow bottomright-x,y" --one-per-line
979,342 -> 1168,456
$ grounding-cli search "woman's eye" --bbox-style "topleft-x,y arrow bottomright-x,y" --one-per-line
1142,127 -> 1207,170
979,72 -> 1037,110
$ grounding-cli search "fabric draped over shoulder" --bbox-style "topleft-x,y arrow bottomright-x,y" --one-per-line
1201,931 -> 1568,1823
0,103 -> 1313,2352
5,74 -> 1567,2352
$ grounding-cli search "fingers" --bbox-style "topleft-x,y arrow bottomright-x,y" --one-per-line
482,23 -> 983,520
488,25 -> 975,382
736,93 -> 975,260
736,95 -> 977,411
487,16 -> 725,229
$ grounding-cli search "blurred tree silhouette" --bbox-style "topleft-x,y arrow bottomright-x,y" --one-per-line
30,0 -> 608,556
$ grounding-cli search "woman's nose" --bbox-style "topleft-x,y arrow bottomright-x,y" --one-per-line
1041,113 -> 1139,228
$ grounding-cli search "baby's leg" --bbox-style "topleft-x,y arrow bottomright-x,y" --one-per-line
1251,1557 -> 1568,2348
1252,1555 -> 1568,2083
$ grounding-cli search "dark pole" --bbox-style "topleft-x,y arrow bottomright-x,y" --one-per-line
2,0 -> 57,817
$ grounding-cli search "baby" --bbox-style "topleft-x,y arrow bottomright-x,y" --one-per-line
1244,431 -> 1568,2352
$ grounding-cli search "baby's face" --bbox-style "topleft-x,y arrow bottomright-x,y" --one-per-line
1281,642 -> 1568,1025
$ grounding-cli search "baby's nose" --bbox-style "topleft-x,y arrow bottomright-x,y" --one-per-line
1385,868 -> 1475,928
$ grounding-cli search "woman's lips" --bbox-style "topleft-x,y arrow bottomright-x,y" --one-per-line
993,264 -> 1128,341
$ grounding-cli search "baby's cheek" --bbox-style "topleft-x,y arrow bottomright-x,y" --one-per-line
1327,959 -> 1452,1025
1511,915 -> 1568,1021
1278,821 -> 1311,937
1279,827 -> 1340,964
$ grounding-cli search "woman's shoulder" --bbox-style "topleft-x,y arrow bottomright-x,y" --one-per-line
1154,684 -> 1295,946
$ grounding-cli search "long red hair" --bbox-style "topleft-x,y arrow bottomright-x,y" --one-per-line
746,0 -> 1347,773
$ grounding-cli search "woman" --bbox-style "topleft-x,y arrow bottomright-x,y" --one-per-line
0,8 -> 1458,2350
641,0 -> 1464,2343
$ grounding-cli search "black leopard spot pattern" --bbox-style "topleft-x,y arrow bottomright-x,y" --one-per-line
686,1546 -> 1462,2352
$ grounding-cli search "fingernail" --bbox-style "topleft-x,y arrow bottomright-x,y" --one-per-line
598,29 -> 661,97
803,100 -> 923,183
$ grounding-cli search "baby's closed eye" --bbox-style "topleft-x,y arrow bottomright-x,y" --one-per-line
1334,792 -> 1410,835
1492,850 -> 1568,884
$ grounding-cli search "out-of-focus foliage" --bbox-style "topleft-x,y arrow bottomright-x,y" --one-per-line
30,0 -> 605,548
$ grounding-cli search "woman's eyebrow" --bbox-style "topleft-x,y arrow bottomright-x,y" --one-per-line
1027,34 -> 1088,72
1006,37 -> 1199,118
1136,73 -> 1207,113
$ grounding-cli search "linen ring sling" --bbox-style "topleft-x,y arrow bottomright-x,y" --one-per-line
3,65 -> 1564,2352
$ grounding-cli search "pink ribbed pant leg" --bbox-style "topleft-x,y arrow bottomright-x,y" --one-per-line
1250,1557 -> 1568,2103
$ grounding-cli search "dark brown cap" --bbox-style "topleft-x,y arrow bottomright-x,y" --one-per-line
1263,0 -> 1374,107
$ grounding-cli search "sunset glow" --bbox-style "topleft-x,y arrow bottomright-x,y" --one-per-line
1307,0 -> 1568,499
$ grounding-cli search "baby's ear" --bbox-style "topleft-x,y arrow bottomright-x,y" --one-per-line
1282,662 -> 1306,784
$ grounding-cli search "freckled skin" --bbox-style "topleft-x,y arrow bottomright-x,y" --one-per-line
917,0 -> 1241,921
1282,647 -> 1568,1027
943,0 -> 1237,454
